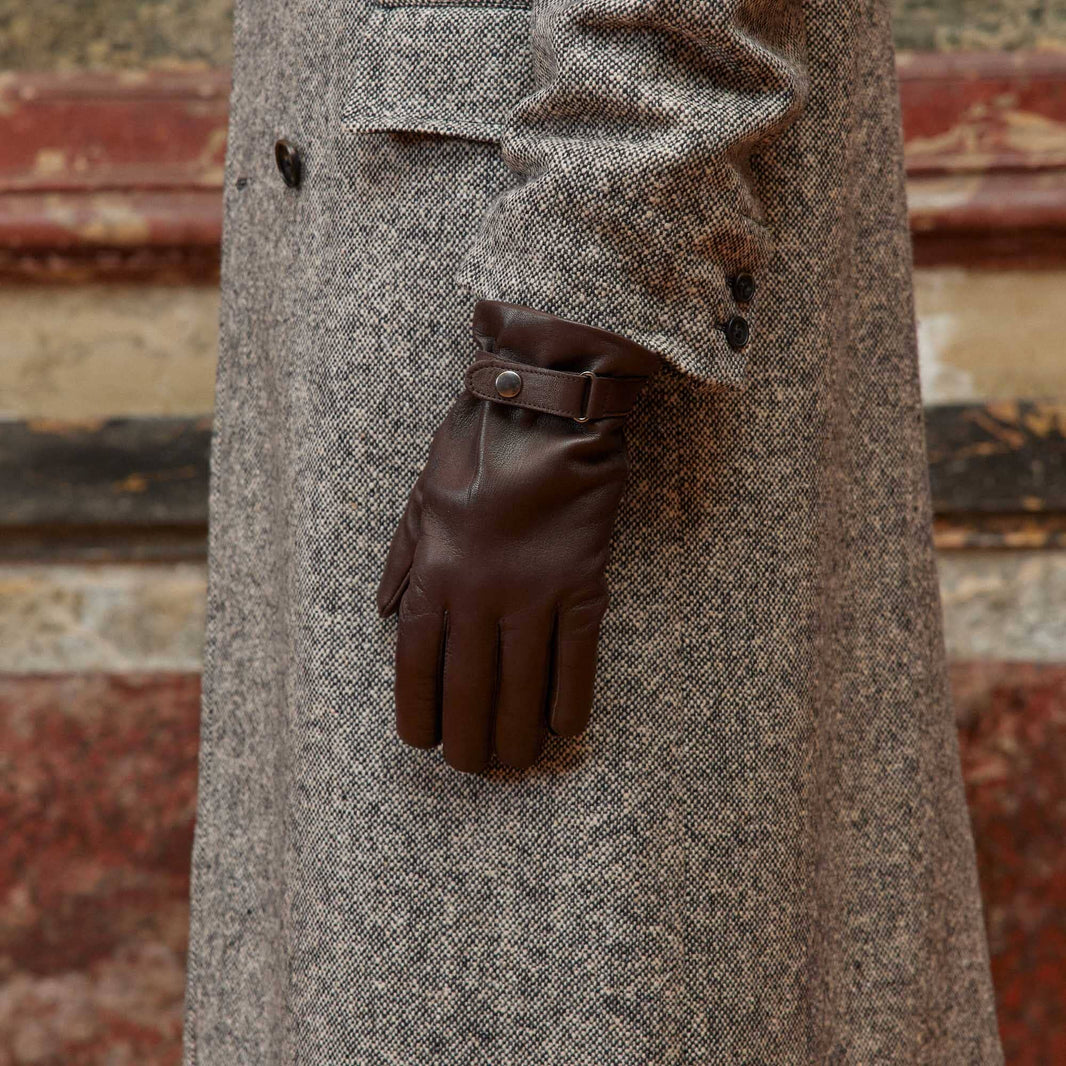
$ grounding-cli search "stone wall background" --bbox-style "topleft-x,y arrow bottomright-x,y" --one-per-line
2,2 -> 1065,1065
894,0 -> 1066,49
0,0 -> 233,70
3,0 -> 1066,69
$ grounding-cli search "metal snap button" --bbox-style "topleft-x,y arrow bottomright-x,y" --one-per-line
495,370 -> 522,398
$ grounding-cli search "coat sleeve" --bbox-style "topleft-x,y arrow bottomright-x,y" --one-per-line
455,0 -> 809,385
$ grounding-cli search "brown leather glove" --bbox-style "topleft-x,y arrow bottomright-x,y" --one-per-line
377,301 -> 660,773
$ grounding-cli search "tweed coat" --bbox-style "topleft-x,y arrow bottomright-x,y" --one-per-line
183,0 -> 1004,1063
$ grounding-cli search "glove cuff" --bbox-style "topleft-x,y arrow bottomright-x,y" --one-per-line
471,301 -> 661,380
468,301 -> 660,422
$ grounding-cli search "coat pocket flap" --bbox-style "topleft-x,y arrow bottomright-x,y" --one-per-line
342,4 -> 534,144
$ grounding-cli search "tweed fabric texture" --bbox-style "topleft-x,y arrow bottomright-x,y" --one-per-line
457,0 -> 808,385
184,0 -> 1004,1063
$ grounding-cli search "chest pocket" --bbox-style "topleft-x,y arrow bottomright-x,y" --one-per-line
342,3 -> 535,144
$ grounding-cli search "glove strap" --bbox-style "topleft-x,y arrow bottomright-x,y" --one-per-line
465,354 -> 648,422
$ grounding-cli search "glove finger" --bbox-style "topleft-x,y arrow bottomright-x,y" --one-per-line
493,613 -> 552,770
441,616 -> 498,774
548,596 -> 610,738
376,475 -> 425,617
394,604 -> 444,750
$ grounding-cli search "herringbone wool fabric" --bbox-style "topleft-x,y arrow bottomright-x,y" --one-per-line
183,0 -> 1005,1063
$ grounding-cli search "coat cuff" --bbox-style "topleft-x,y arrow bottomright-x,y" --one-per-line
456,228 -> 757,388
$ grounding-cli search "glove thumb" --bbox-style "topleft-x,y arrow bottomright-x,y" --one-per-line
376,473 -> 425,616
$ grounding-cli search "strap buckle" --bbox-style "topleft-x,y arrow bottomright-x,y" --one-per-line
574,371 -> 596,423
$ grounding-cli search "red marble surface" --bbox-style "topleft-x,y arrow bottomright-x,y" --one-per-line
0,674 -> 199,1066
6,56 -> 1066,281
954,662 -> 1066,1066
0,666 -> 1062,1064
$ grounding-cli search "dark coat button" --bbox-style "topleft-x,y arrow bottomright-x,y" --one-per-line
730,272 -> 756,304
724,314 -> 750,351
274,139 -> 302,188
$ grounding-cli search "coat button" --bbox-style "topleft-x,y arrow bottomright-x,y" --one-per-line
495,370 -> 522,398
730,272 -> 756,304
724,314 -> 750,351
274,139 -> 302,188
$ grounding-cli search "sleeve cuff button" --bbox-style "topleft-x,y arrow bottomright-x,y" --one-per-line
730,272 -> 757,304
725,314 -> 751,351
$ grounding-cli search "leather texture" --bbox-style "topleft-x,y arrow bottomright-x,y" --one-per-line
377,300 -> 660,773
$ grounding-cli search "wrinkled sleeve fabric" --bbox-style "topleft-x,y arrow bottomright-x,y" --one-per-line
455,0 -> 809,385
